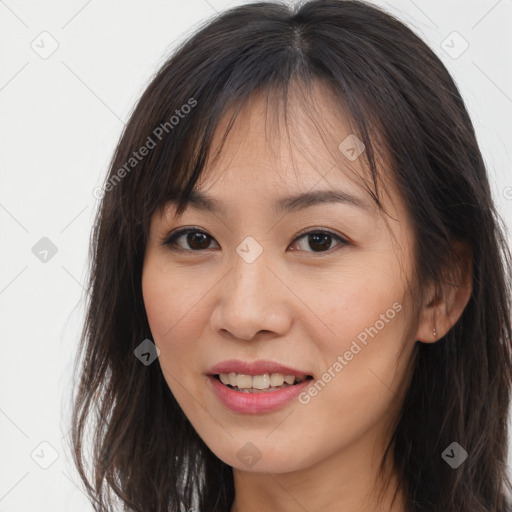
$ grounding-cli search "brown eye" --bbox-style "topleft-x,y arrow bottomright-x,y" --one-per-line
162,229 -> 217,251
184,232 -> 212,250
307,233 -> 332,252
290,230 -> 348,253
162,227 -> 348,254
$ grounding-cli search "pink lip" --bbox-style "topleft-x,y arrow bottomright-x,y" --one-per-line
206,375 -> 312,414
207,359 -> 311,377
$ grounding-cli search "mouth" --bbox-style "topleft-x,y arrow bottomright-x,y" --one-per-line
212,373 -> 314,393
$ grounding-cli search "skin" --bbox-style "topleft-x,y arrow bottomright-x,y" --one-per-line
142,82 -> 472,512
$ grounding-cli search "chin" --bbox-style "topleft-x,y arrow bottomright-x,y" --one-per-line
209,439 -> 315,474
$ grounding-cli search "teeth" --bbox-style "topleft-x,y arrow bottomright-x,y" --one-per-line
237,374 -> 253,389
270,373 -> 285,387
252,374 -> 270,389
219,374 -> 230,385
218,372 -> 308,390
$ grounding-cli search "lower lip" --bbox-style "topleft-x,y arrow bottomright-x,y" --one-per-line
206,375 -> 312,414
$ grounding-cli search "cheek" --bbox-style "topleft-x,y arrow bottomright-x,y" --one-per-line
142,260 -> 201,343
141,270 -> 176,341
141,266 -> 199,398
300,261 -> 405,349
141,260 -> 215,394
295,264 -> 411,421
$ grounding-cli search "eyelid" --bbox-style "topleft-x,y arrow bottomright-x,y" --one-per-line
292,226 -> 349,244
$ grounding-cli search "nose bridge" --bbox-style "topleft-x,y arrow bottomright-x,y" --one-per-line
229,241 -> 274,310
212,241 -> 289,339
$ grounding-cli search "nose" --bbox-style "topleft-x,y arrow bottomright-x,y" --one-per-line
209,249 -> 293,341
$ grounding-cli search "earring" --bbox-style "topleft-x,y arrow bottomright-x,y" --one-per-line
433,326 -> 437,338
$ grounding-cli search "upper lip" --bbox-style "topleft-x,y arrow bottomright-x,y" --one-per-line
207,359 -> 313,377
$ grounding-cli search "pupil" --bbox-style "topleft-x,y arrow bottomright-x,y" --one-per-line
309,234 -> 331,252
188,232 -> 210,250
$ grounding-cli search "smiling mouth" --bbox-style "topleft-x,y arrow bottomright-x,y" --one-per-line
213,373 -> 314,393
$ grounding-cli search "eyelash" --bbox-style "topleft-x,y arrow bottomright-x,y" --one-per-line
160,227 -> 349,255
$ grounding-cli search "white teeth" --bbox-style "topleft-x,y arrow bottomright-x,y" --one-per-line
252,374 -> 270,389
236,374 -> 253,389
270,373 -> 285,387
217,372 -> 308,390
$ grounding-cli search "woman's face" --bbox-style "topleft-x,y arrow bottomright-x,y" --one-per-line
142,85 -> 423,476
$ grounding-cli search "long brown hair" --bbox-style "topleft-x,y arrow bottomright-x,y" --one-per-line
70,1 -> 512,510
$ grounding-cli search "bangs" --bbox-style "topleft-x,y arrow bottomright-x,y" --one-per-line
124,78 -> 390,248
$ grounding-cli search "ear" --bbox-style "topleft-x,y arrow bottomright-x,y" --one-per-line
415,238 -> 473,343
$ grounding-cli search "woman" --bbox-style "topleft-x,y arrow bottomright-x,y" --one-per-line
70,1 -> 512,510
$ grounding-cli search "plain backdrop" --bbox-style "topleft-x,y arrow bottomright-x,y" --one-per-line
1,0 -> 511,510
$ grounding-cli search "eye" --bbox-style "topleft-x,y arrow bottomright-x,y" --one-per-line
161,227 -> 218,251
160,227 -> 349,254
289,229 -> 349,253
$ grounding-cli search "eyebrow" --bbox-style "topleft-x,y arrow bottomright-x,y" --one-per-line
167,188 -> 372,216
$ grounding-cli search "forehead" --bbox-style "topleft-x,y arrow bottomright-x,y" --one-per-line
160,80 -> 402,225
188,82 -> 388,214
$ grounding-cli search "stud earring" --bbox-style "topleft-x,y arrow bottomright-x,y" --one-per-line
433,326 -> 437,338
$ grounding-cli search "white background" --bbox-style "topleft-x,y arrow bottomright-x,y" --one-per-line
1,0 -> 511,510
